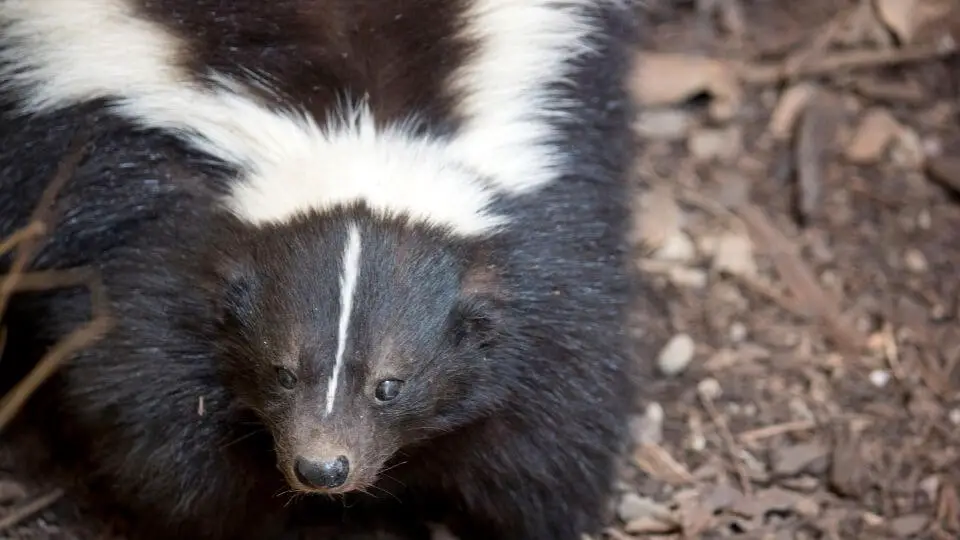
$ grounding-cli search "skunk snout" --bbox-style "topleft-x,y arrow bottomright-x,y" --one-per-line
294,454 -> 351,489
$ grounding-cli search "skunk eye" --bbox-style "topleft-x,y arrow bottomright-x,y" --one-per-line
277,367 -> 297,389
374,379 -> 404,402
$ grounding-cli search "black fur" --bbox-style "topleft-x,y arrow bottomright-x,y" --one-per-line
0,1 -> 647,539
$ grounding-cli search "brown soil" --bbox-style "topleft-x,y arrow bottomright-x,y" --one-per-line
3,1 -> 960,539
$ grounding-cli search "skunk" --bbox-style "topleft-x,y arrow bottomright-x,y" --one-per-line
0,1 -> 643,539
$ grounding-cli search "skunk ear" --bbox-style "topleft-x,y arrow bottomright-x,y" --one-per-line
451,297 -> 501,349
459,243 -> 503,299
454,249 -> 507,348
212,255 -> 260,325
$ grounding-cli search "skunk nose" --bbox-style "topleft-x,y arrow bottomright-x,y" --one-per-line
294,455 -> 350,489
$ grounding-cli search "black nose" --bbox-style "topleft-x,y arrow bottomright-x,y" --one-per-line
294,455 -> 350,489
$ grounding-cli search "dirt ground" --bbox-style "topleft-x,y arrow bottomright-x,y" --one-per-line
3,0 -> 960,538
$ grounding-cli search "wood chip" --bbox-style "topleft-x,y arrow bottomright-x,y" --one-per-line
633,443 -> 696,486
623,516 -> 679,535
845,108 -> 904,164
771,441 -> 831,477
925,155 -> 960,195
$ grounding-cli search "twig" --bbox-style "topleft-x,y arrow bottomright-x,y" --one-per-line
0,269 -> 112,433
0,489 -> 65,533
0,126 -> 112,433
0,222 -> 45,258
698,390 -> 752,496
739,38 -> 958,85
729,273 -> 812,319
737,420 -> 818,444
0,129 -> 91,317
736,204 -> 866,355
781,4 -> 857,79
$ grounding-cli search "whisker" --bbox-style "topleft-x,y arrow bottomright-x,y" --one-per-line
367,483 -> 401,503
219,428 -> 264,450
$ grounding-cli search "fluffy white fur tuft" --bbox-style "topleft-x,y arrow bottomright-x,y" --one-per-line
0,0 -> 609,235
446,0 -> 605,194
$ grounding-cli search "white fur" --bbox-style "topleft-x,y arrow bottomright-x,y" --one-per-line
326,223 -> 362,416
0,0 -> 608,233
446,0 -> 603,194
0,0 -> 505,236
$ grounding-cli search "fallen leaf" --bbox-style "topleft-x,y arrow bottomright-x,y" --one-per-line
623,516 -> 679,535
633,443 -> 696,486
845,108 -> 903,164
730,486 -> 804,518
874,0 -> 955,44
698,482 -> 744,513
630,52 -> 742,121
769,82 -> 819,140
771,440 -> 831,477
617,493 -> 672,523
829,428 -> 871,498
794,90 -> 843,224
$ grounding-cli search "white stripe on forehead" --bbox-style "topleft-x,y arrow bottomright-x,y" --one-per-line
325,223 -> 363,416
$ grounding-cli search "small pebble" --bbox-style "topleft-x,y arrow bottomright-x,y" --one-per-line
712,232 -> 757,277
794,497 -> 820,518
687,414 -> 706,452
949,408 -> 960,425
657,334 -> 696,376
862,512 -> 885,527
634,108 -> 695,141
781,475 -> 820,492
697,377 -> 722,400
729,322 -> 747,343
868,369 -> 891,388
629,402 -> 664,446
919,475 -> 940,502
688,432 -> 706,452
688,126 -> 742,163
904,248 -> 928,273
617,492 -> 669,522
668,266 -> 707,289
654,231 -> 697,263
